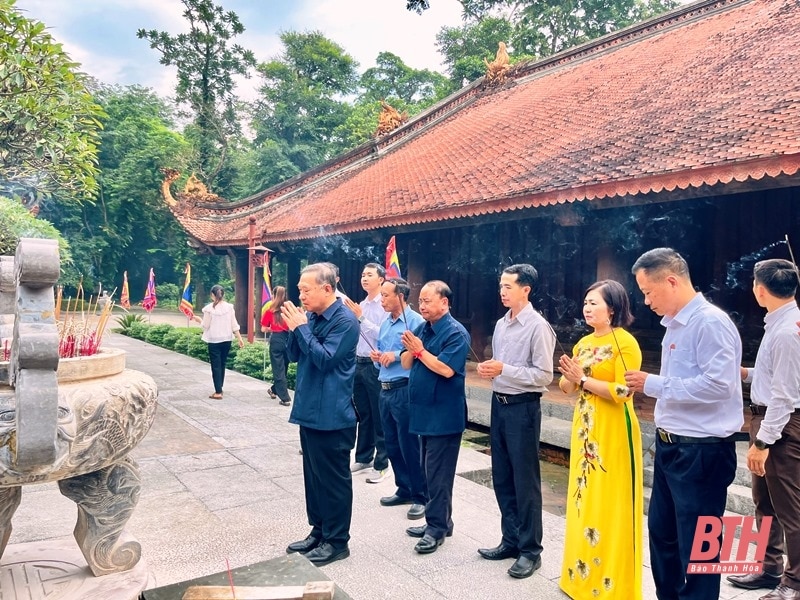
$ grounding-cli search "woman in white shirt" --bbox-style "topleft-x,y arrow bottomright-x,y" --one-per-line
194,285 -> 244,399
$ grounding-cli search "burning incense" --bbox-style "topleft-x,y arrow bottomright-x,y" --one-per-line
785,234 -> 800,287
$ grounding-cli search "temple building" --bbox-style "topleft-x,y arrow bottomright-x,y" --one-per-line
163,0 -> 800,365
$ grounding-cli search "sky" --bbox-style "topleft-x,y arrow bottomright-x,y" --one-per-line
16,0 -> 466,102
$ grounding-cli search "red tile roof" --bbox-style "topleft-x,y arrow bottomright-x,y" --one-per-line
170,0 -> 800,247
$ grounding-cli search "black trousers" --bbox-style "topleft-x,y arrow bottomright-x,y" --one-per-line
299,425 -> 356,550
380,385 -> 427,504
490,393 -> 543,559
268,331 -> 291,402
353,361 -> 388,470
207,341 -> 231,394
648,438 -> 736,600
421,432 -> 462,540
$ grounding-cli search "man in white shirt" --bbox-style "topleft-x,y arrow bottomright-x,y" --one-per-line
728,259 -> 800,600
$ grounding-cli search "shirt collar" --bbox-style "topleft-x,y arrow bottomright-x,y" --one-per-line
504,302 -> 534,324
316,298 -> 342,321
661,292 -> 704,328
764,300 -> 798,326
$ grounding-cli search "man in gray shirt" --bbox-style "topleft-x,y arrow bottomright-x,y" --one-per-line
476,264 -> 555,579
728,259 -> 800,599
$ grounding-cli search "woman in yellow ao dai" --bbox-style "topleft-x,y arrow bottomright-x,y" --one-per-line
557,280 -> 644,599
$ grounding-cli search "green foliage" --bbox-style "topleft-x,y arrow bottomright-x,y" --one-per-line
127,321 -> 149,340
287,363 -> 297,389
115,313 -> 146,333
137,0 -> 257,186
436,16 -> 516,85
144,323 -> 174,346
157,282 -> 181,304
161,327 -> 195,351
0,197 -> 71,260
232,341 -> 270,380
187,334 -> 209,361
0,0 -> 103,199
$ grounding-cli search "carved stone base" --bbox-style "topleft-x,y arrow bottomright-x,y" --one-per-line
0,539 -> 151,599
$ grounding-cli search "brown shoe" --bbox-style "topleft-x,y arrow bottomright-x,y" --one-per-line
759,584 -> 800,600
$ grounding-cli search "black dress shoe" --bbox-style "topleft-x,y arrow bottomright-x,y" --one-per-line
303,542 -> 350,566
478,543 -> 519,560
727,571 -> 781,590
380,494 -> 413,506
407,503 -> 426,520
286,535 -> 320,554
508,555 -> 542,579
414,534 -> 444,554
406,525 -> 454,538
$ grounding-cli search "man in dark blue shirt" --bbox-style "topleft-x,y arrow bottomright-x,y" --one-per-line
400,280 -> 469,554
281,262 -> 359,566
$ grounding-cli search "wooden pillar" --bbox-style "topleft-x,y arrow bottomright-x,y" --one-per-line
234,251 -> 248,335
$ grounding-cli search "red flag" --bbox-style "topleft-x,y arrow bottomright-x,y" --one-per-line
385,235 -> 401,279
179,263 -> 194,319
142,268 -> 157,312
261,257 -> 273,318
120,271 -> 131,309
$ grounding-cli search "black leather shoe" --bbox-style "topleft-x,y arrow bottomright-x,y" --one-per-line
407,503 -> 426,520
727,571 -> 781,590
478,543 -> 519,560
508,555 -> 542,579
303,542 -> 350,566
286,535 -> 320,554
380,494 -> 413,506
414,534 -> 444,554
406,525 -> 454,538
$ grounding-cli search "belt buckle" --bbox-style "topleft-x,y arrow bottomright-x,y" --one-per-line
658,429 -> 674,444
381,382 -> 390,390
497,394 -> 509,405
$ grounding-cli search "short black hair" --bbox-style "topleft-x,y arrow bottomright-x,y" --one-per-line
210,284 -> 225,300
386,277 -> 410,301
585,279 -> 635,328
754,259 -> 798,299
631,247 -> 690,280
364,262 -> 386,278
502,264 -> 538,300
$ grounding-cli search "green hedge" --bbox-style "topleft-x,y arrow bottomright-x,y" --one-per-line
117,322 -> 296,388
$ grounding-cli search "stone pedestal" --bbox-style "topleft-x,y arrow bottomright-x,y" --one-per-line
0,539 -> 151,599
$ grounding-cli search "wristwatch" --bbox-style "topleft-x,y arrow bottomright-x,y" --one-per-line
754,439 -> 772,450
578,375 -> 589,389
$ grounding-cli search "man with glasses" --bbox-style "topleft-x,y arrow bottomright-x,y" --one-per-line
281,262 -> 360,566
400,280 -> 469,555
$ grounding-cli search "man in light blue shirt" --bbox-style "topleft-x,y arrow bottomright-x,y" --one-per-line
369,278 -> 427,520
625,247 -> 743,600
728,259 -> 800,599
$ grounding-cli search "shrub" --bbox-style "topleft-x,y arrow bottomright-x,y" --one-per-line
162,327 -> 193,351
187,333 -> 209,361
287,363 -> 297,389
115,313 -> 146,334
144,323 -> 174,347
226,342 -> 239,369
127,322 -> 149,340
233,341 -> 270,380
157,282 -> 181,304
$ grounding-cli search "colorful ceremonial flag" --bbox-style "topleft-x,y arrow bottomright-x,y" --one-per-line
120,272 -> 130,309
261,260 -> 273,318
142,268 -> 157,313
385,235 -> 401,279
179,263 -> 194,319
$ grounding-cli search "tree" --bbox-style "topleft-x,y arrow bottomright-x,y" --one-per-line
0,0 -> 103,200
248,31 -> 359,181
436,16 -> 516,86
462,0 -> 677,57
137,0 -> 256,191
40,85 -> 205,296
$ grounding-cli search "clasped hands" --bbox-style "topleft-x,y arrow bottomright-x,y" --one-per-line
280,301 -> 308,331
